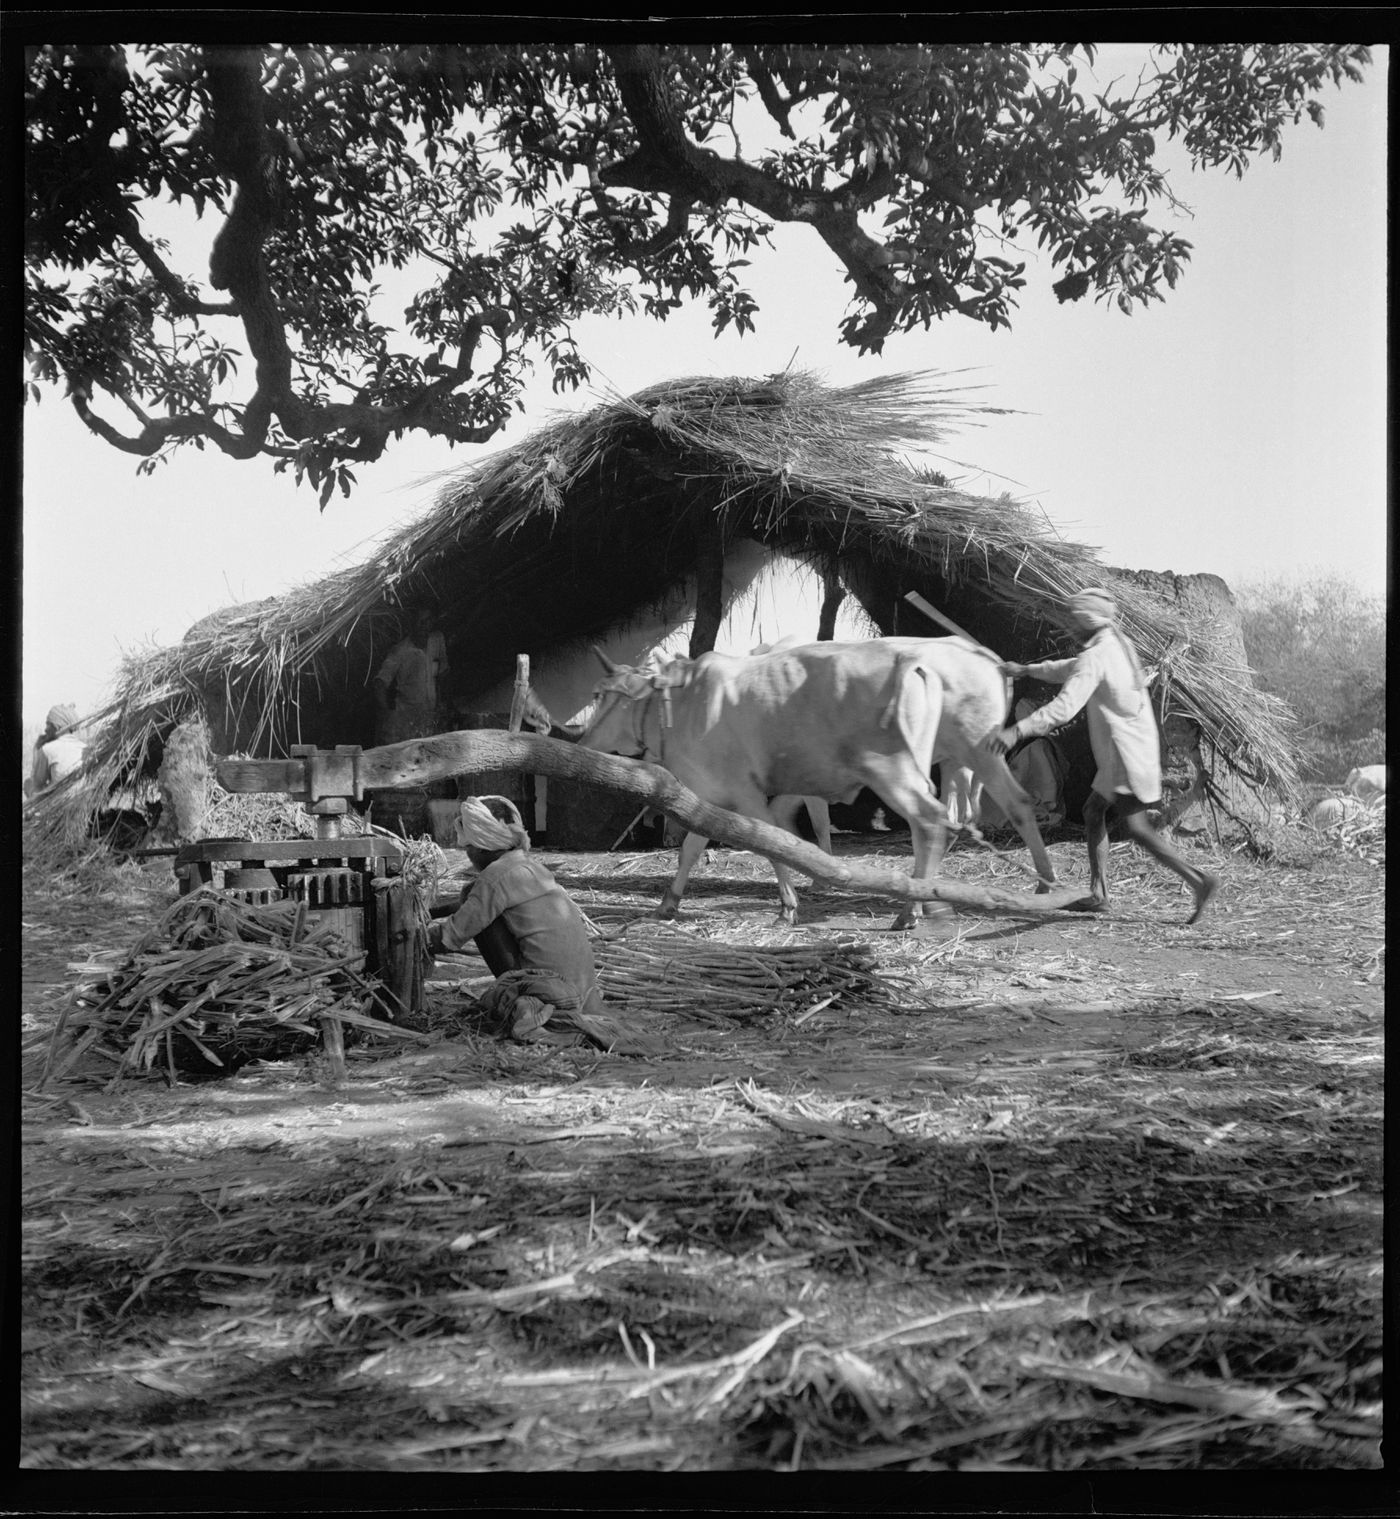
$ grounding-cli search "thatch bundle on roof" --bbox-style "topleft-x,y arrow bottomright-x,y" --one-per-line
34,369 -> 1298,847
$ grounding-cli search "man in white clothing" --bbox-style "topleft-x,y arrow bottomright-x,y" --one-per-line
26,704 -> 87,797
373,610 -> 449,744
984,588 -> 1218,924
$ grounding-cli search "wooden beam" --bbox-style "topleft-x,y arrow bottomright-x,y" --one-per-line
904,590 -> 987,650
689,514 -> 725,658
278,731 -> 1074,916
508,654 -> 531,733
216,757 -> 309,796
817,567 -> 846,642
383,878 -> 420,1022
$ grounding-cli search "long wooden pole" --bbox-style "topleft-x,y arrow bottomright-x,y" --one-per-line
219,734 -> 1076,916
903,591 -> 991,650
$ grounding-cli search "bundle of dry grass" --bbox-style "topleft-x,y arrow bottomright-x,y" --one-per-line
36,370 -> 1298,854
396,833 -> 449,903
1332,802 -> 1386,853
42,889 -> 425,1087
197,787 -> 320,841
594,927 -> 903,1024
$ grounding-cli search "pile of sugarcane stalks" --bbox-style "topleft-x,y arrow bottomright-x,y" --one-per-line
41,888 -> 429,1089
593,927 -> 909,1025
1327,800 -> 1386,855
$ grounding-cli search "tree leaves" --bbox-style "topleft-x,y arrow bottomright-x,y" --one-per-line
1238,574 -> 1386,781
23,42 -> 1373,499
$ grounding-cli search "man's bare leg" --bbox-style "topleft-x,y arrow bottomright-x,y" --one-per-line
1117,796 -> 1219,924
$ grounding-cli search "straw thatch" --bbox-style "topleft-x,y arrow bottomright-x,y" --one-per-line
35,369 -> 1298,846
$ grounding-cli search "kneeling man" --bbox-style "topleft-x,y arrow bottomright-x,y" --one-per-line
427,796 -> 604,1039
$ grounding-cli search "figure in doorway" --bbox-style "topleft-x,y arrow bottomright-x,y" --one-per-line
373,610 -> 449,744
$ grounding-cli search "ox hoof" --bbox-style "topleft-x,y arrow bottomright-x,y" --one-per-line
656,901 -> 682,921
1034,878 -> 1056,896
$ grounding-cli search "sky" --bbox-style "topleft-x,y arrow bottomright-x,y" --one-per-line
20,44 -> 1390,727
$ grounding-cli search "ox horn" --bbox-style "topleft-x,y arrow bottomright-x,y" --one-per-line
591,645 -> 618,674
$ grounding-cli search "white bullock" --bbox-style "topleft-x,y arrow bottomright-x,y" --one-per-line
756,640 -> 983,846
578,636 -> 1056,929
1344,765 -> 1387,805
751,636 -> 834,855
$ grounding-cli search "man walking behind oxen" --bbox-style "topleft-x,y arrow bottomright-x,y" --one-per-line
984,587 -> 1219,925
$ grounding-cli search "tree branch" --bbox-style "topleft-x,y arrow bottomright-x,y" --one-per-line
63,311 -> 515,464
601,42 -> 905,339
740,52 -> 797,139
120,213 -> 239,319
628,195 -> 695,258
58,49 -> 517,467
68,381 -> 266,459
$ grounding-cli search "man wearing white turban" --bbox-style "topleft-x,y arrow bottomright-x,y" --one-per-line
425,796 -> 603,1039
26,704 -> 87,797
984,589 -> 1218,924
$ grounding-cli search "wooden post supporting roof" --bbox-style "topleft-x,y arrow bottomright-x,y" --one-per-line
689,514 -> 725,659
817,567 -> 846,642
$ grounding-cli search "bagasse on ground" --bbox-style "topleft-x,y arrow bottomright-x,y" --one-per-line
19,828 -> 1382,1471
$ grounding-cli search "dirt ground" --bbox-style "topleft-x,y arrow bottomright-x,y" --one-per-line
17,824 -> 1385,1477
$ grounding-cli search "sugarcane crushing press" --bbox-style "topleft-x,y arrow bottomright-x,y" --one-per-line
174,744 -> 421,1020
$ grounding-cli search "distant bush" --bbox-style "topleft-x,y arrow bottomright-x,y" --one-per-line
1236,572 -> 1385,785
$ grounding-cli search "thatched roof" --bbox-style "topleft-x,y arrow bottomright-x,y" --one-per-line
35,369 -> 1298,843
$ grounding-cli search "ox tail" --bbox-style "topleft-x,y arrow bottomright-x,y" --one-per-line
880,645 -> 1011,736
879,654 -> 945,776
879,653 -> 926,733
954,640 -> 1014,723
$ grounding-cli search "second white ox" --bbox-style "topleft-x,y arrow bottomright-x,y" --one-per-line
753,640 -> 984,840
578,636 -> 1057,928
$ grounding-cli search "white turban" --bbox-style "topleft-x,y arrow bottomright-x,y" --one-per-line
1067,587 -> 1118,629
1069,587 -> 1150,692
455,796 -> 530,852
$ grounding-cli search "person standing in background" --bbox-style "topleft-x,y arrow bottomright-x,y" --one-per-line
373,610 -> 449,744
26,704 -> 86,797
